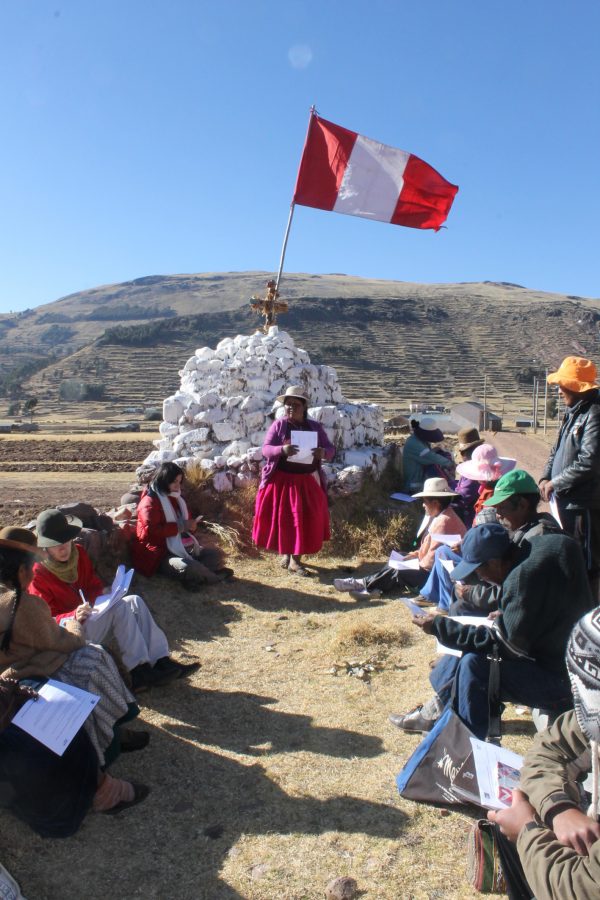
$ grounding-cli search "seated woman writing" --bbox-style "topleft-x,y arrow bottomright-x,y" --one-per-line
132,462 -> 231,590
0,527 -> 149,827
29,509 -> 198,693
334,478 -> 467,600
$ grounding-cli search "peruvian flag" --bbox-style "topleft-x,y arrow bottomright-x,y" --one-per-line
293,113 -> 458,232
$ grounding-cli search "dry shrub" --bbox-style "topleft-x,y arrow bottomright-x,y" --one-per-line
182,461 -> 423,561
325,464 -> 422,559
333,620 -> 411,651
182,466 -> 259,557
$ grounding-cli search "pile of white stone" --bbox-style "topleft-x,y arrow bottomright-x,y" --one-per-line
141,326 -> 387,494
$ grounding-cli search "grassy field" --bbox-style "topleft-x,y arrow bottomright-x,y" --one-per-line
0,430 -> 554,899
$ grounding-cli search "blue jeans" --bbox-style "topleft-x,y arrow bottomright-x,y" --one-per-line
420,546 -> 462,610
430,652 -> 573,740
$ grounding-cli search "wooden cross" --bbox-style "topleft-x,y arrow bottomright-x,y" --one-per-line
250,279 -> 289,332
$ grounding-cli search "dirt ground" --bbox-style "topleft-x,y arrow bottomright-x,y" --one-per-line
0,430 -> 554,900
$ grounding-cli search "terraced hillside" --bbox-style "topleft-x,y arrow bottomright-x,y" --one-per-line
19,277 -> 600,426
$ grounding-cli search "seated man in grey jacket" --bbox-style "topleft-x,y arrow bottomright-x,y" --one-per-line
488,607 -> 600,899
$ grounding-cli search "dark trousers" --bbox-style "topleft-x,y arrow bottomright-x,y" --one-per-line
430,652 -> 573,740
364,565 -> 428,594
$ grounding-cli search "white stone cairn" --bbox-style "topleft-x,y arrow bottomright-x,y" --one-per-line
143,326 -> 387,494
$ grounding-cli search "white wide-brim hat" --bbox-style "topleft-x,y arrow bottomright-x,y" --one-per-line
276,385 -> 310,404
412,477 -> 459,498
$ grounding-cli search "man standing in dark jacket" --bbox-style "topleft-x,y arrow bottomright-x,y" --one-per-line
389,524 -> 594,739
540,356 -> 600,591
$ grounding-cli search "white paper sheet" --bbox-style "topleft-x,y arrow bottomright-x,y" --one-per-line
416,514 -> 430,539
469,737 -> 523,810
549,496 -> 562,527
91,565 -> 134,618
387,550 -> 421,570
433,533 -> 463,547
399,596 -> 428,617
289,430 -> 318,464
435,616 -> 494,657
389,492 -> 417,503
12,679 -> 100,756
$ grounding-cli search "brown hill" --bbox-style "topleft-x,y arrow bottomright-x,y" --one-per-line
2,272 -> 600,426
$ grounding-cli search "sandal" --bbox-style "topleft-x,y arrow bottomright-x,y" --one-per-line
288,564 -> 310,577
280,555 -> 291,569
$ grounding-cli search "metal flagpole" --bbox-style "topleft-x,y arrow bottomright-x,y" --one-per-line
274,105 -> 317,294
274,203 -> 296,293
543,368 -> 548,434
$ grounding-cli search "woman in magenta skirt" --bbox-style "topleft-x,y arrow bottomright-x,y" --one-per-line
252,385 -> 335,576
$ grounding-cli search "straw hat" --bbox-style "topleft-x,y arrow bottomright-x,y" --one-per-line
455,443 -> 516,482
0,526 -> 40,556
276,385 -> 310,404
412,477 -> 459,498
547,357 -> 598,393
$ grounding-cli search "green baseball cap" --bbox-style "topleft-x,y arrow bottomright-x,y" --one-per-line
483,469 -> 539,506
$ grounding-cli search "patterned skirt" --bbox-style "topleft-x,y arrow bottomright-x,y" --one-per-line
252,469 -> 330,556
54,644 -> 135,767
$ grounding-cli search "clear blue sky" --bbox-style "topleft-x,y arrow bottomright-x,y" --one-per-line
1,0 -> 599,313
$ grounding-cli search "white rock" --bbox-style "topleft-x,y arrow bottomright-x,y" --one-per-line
159,422 -> 179,438
250,430 -> 267,446
243,410 -> 267,431
212,421 -> 245,442
221,440 -> 251,458
195,347 -> 215,361
163,397 -> 184,424
213,471 -> 233,492
194,407 -> 227,425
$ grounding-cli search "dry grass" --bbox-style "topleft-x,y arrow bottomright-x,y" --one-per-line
333,620 -> 411,651
2,461 -> 555,899
324,465 -> 420,559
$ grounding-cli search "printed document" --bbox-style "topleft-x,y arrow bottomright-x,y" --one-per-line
290,430 -> 318,465
469,738 -> 523,810
12,679 -> 100,756
436,616 -> 494,657
433,534 -> 463,547
91,565 -> 134,617
387,550 -> 420,571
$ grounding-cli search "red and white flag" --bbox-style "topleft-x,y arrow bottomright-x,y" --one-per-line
293,113 -> 458,232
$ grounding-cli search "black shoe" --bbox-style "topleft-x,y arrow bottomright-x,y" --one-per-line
388,707 -> 437,733
174,661 -> 201,679
102,783 -> 151,815
154,656 -> 182,674
131,662 -> 180,692
154,657 -> 201,680
119,728 -> 151,753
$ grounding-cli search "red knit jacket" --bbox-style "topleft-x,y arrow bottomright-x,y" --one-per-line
30,545 -> 105,622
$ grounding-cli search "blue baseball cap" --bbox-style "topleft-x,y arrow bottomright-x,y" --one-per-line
451,523 -> 511,582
